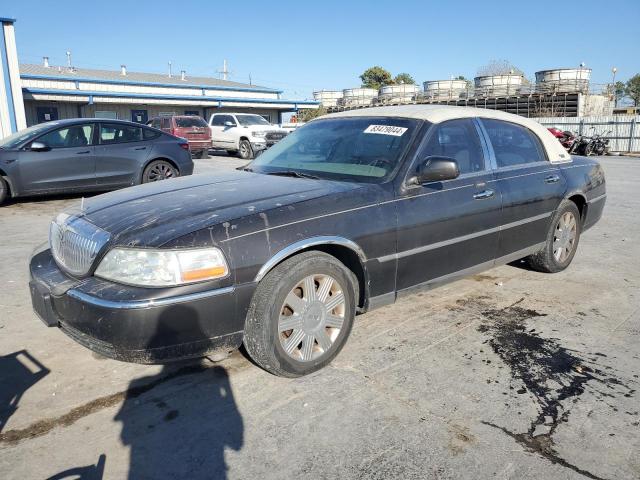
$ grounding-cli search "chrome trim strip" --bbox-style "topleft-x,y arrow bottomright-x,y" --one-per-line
377,211 -> 552,263
254,236 -> 366,282
588,193 -> 606,204
66,286 -> 235,310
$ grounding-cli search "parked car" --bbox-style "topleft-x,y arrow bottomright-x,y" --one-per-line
147,115 -> 212,158
29,106 -> 605,377
0,119 -> 193,205
208,113 -> 287,159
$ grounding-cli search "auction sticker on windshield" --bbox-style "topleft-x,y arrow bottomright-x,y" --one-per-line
364,125 -> 408,136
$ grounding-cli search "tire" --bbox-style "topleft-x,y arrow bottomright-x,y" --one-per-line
238,139 -> 253,160
197,150 -> 208,159
0,177 -> 8,206
526,200 -> 581,273
243,251 -> 357,377
142,160 -> 178,183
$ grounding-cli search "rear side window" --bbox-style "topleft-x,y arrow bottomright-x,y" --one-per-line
100,124 -> 143,144
481,119 -> 546,167
420,119 -> 485,174
175,117 -> 207,128
143,128 -> 161,140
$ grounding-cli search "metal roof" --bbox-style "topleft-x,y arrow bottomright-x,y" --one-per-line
19,63 -> 281,93
323,105 -> 571,163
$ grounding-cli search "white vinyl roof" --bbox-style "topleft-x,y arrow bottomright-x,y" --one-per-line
324,105 -> 571,163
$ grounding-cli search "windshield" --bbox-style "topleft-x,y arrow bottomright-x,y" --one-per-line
236,115 -> 271,127
0,122 -> 60,149
249,116 -> 420,182
175,117 -> 208,128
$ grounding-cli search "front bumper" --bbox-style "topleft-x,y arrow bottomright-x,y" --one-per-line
29,249 -> 253,363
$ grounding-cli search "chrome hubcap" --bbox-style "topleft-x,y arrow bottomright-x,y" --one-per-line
148,163 -> 175,181
553,211 -> 577,262
278,274 -> 345,362
240,143 -> 250,158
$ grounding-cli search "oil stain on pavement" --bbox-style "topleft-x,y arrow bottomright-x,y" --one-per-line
474,298 -> 636,480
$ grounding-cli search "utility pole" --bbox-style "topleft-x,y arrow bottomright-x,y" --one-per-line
168,61 -> 172,78
218,60 -> 229,81
612,67 -> 618,107
66,50 -> 72,69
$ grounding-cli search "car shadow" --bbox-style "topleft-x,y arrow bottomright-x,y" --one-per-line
0,350 -> 50,433
507,258 -> 537,272
45,454 -> 106,480
114,306 -> 244,480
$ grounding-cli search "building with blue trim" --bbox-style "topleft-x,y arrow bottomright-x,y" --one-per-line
0,18 -> 317,137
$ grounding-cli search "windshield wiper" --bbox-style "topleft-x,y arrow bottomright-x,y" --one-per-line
266,170 -> 320,179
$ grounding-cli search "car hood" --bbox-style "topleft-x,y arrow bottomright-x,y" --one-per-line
77,171 -> 362,247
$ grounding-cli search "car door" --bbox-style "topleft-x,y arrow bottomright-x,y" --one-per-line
94,123 -> 151,187
211,114 -> 237,149
394,118 -> 502,292
18,123 -> 96,193
479,118 -> 566,260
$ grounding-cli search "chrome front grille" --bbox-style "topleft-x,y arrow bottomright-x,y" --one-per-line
49,213 -> 111,277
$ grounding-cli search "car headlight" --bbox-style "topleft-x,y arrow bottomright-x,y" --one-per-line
94,247 -> 229,287
252,131 -> 267,138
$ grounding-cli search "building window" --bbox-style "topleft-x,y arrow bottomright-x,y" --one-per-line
185,110 -> 200,116
95,111 -> 118,119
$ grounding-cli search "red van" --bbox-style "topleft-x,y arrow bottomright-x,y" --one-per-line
148,116 -> 212,158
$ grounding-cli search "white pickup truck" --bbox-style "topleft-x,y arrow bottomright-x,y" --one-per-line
208,113 -> 288,159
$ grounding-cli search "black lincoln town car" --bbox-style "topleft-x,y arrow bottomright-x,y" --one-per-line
29,105 -> 606,377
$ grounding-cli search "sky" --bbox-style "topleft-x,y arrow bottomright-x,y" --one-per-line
4,0 -> 640,100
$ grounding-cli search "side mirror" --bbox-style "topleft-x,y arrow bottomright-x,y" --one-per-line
30,141 -> 51,152
410,156 -> 459,185
224,121 -> 235,127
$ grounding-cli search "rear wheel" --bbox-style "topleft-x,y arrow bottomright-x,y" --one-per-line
244,251 -> 356,377
197,150 -> 208,159
0,177 -> 8,205
142,160 -> 178,183
238,140 -> 253,160
526,200 -> 581,273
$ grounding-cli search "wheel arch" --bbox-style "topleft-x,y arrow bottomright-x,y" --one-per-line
254,236 -> 369,310
565,191 -> 588,224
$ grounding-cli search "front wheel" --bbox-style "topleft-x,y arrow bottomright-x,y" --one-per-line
526,200 -> 581,273
238,140 -> 253,160
142,160 -> 178,183
243,251 -> 357,377
0,177 -> 8,206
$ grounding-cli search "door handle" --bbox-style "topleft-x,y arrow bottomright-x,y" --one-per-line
545,174 -> 561,184
134,146 -> 147,150
76,150 -> 90,154
473,189 -> 495,200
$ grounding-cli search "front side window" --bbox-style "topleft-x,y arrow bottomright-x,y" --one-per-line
250,116 -> 420,182
481,119 -> 546,167
419,119 -> 485,175
38,124 -> 94,149
100,124 -> 143,144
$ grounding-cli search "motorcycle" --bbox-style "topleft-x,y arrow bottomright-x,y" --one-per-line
547,127 -> 577,151
585,130 -> 611,156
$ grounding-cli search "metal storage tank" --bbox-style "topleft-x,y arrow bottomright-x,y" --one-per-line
421,80 -> 468,100
473,74 -> 523,97
535,67 -> 591,94
340,88 -> 378,107
377,84 -> 420,103
313,90 -> 344,107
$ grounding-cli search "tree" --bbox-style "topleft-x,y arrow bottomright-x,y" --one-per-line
297,106 -> 327,122
360,66 -> 393,90
625,74 -> 640,106
477,60 -> 526,77
393,73 -> 415,85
